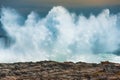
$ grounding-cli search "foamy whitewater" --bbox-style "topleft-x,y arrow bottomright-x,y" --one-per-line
0,6 -> 120,63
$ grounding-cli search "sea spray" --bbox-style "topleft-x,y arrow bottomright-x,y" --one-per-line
0,6 -> 120,63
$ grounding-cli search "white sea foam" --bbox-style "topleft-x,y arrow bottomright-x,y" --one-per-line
0,6 -> 120,63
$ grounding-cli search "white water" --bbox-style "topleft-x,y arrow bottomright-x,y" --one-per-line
0,6 -> 120,63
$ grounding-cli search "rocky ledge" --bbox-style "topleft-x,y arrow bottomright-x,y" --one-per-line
0,61 -> 120,80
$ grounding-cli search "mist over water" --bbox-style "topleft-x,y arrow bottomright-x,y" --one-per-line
0,6 -> 120,63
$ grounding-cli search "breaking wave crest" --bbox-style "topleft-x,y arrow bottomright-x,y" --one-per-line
0,6 -> 120,63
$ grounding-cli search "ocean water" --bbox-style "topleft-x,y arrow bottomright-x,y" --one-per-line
0,6 -> 120,63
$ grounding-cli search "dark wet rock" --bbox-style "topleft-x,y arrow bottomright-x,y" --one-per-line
0,61 -> 120,80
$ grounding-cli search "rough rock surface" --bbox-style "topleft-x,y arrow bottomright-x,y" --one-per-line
0,61 -> 120,80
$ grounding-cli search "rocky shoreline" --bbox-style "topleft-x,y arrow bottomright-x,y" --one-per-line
0,61 -> 120,80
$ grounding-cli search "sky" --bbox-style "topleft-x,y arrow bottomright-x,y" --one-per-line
0,0 -> 120,16
1,0 -> 120,7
